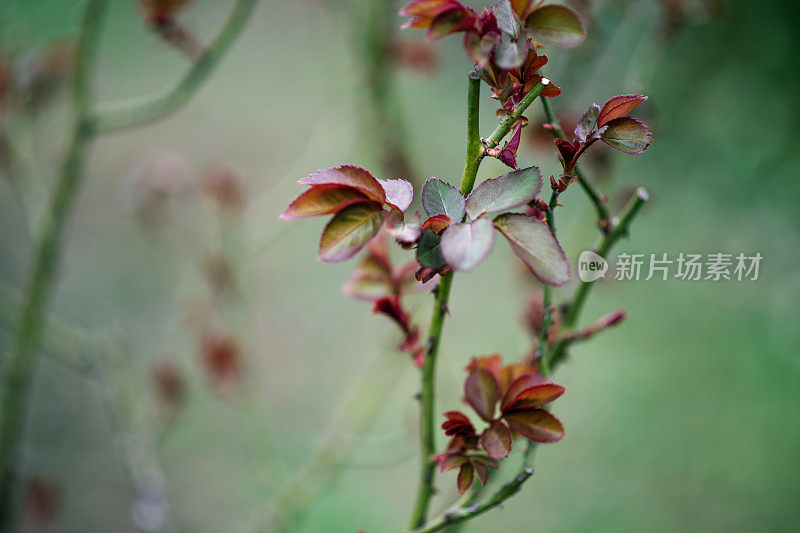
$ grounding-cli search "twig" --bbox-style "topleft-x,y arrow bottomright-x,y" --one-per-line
549,187 -> 649,369
541,97 -> 612,232
414,443 -> 539,532
92,0 -> 259,134
0,0 -> 258,525
0,1 -> 109,525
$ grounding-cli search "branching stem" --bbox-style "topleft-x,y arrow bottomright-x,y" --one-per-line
549,187 -> 649,368
93,0 -> 259,133
409,74 -> 547,529
541,98 -> 612,231
0,1 -> 257,526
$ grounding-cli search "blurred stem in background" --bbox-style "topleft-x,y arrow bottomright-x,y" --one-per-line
350,0 -> 417,183
254,349 -> 407,533
0,0 -> 259,527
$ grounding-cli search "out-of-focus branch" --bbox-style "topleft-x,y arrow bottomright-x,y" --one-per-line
93,0 -> 259,134
350,0 -> 417,181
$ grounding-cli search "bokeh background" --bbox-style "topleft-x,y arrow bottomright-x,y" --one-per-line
1,0 -> 799,531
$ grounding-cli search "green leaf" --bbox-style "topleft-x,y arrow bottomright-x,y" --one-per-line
464,368 -> 499,422
493,214 -> 571,286
525,5 -> 586,48
600,117 -> 653,155
299,165 -> 386,203
503,408 -> 565,443
416,228 -> 446,269
280,184 -> 369,220
439,219 -> 495,272
421,178 -> 465,221
479,420 -> 513,460
318,202 -> 385,262
465,166 -> 543,220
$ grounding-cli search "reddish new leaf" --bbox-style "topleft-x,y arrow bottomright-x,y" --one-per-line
318,202 -> 385,262
299,165 -> 386,203
555,138 -> 578,162
457,462 -> 475,494
464,368 -> 499,421
466,354 -> 502,383
428,8 -> 474,40
400,0 -> 465,18
504,408 -> 565,443
439,453 -> 469,473
480,420 -> 513,460
501,375 -> 566,412
473,460 -> 489,485
341,253 -> 393,300
280,184 -> 369,220
597,94 -> 647,127
421,214 -> 452,233
442,410 -> 477,438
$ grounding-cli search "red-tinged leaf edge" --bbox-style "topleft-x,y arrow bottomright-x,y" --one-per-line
280,184 -> 370,220
493,213 -> 572,287
442,410 -> 477,439
421,214 -> 452,233
464,368 -> 500,422
457,462 -> 475,494
597,94 -> 647,127
503,408 -> 565,443
439,453 -> 469,473
318,202 -> 386,263
600,116 -> 653,155
501,379 -> 566,413
479,420 -> 513,460
299,165 -> 386,203
378,178 -> 414,212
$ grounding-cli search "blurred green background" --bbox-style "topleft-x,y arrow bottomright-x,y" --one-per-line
1,0 -> 799,531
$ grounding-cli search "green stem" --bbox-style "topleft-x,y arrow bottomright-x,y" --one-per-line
92,0 -> 259,134
541,97 -> 612,231
414,443 -> 539,533
0,0 -> 109,526
549,187 -> 649,368
485,81 -> 549,149
409,73 -> 482,530
410,72 -> 547,529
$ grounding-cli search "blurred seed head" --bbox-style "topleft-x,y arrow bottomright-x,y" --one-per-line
202,164 -> 247,215
200,332 -> 243,390
24,476 -> 61,527
124,152 -> 192,229
151,361 -> 186,409
140,0 -> 194,27
391,38 -> 440,73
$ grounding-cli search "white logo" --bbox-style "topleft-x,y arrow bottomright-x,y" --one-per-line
578,251 -> 608,282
